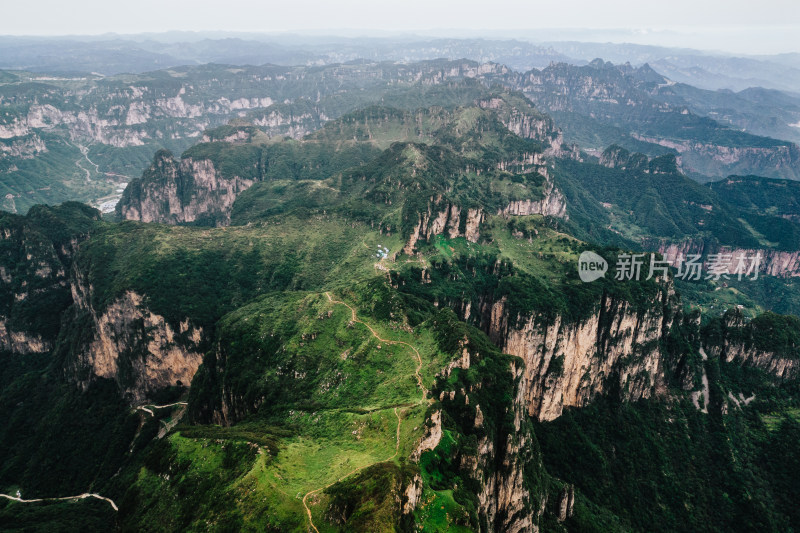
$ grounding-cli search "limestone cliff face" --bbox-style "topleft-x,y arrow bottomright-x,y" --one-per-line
517,61 -> 800,179
704,313 -> 799,380
717,341 -> 799,380
475,95 -> 578,160
0,217 -> 91,355
117,152 -> 255,226
0,134 -> 47,159
69,269 -> 204,404
654,239 -> 800,278
599,145 -> 653,172
474,360 -> 538,533
632,135 -> 800,181
0,319 -> 50,354
429,346 -> 540,532
403,198 -> 485,254
498,178 -> 568,219
484,290 -> 672,421
476,97 -> 555,142
1,93 -> 275,149
251,106 -> 329,139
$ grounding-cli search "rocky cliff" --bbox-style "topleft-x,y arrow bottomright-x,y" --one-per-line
0,204 -> 99,355
498,177 -> 568,219
250,103 -> 330,139
517,60 -> 800,180
483,289 -> 673,421
704,312 -> 800,380
117,151 -> 255,226
428,332 -> 543,532
403,198 -> 485,254
473,359 -> 539,533
654,239 -> 800,278
632,135 -> 800,181
69,268 -> 205,404
0,318 -> 50,354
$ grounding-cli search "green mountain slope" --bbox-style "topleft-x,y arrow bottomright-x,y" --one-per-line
3,89 -> 800,532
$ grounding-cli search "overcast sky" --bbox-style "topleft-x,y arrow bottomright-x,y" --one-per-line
2,0 -> 799,54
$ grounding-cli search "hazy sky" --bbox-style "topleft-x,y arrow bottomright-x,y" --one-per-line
2,0 -> 799,53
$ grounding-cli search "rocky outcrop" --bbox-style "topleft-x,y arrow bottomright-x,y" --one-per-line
485,290 -> 672,421
477,97 -> 555,141
0,318 -> 50,353
719,344 -> 799,379
402,473 -> 424,515
428,339 -> 540,532
251,106 -> 329,139
470,359 -> 537,533
70,271 -> 204,404
403,199 -> 485,254
411,410 -> 442,461
653,239 -> 800,278
632,135 -> 800,181
0,134 -> 47,158
498,178 -> 568,219
117,152 -> 255,226
0,208 -> 96,356
475,95 -> 578,159
599,145 -> 650,172
556,485 -> 575,522
704,312 -> 800,380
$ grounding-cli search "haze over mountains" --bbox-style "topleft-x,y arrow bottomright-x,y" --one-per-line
2,35 -> 800,216
2,33 -> 800,92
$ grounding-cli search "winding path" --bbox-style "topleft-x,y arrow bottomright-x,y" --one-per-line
325,292 -> 428,398
73,144 -> 99,183
135,401 -> 188,417
0,492 -> 118,511
302,408 -> 402,533
2,404 -> 187,515
300,293 -> 430,532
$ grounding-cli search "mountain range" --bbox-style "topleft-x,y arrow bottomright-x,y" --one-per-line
1,37 -> 800,533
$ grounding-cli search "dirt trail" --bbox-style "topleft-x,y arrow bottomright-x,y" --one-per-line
135,401 -> 188,416
302,408 -> 401,533
0,492 -> 118,511
325,292 -> 428,398
301,294 -> 430,532
73,144 -> 99,182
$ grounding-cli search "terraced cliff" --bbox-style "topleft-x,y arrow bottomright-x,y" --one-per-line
487,289 -> 673,421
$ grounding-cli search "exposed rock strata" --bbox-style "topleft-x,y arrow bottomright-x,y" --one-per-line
484,291 -> 672,421
118,152 -> 254,226
70,272 -> 204,403
654,239 -> 800,278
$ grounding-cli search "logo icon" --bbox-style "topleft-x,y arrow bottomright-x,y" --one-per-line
578,251 -> 608,282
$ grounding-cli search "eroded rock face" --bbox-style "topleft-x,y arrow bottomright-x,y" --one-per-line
0,319 -> 50,353
655,239 -> 800,278
117,152 -> 254,226
556,485 -> 575,522
498,178 -> 568,219
251,108 -> 328,139
428,344 -> 541,532
632,135 -> 800,181
403,198 -> 485,254
704,313 -> 800,380
486,291 -> 672,422
411,410 -> 442,461
471,359 -> 537,533
0,216 -> 88,355
477,97 -> 555,141
70,272 -> 204,404
402,473 -> 424,515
